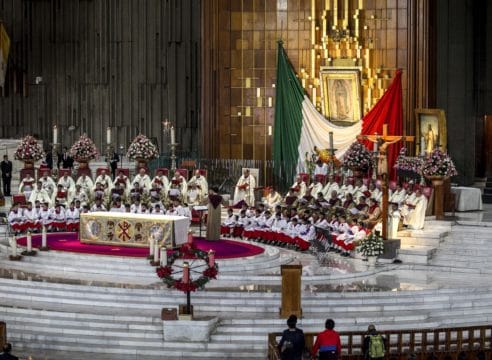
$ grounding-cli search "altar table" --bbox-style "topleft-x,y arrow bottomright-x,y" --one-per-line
451,187 -> 483,212
80,212 -> 190,247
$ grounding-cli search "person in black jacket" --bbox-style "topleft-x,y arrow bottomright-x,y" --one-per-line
58,147 -> 74,169
0,343 -> 19,360
0,155 -> 12,196
107,148 -> 120,180
277,315 -> 305,360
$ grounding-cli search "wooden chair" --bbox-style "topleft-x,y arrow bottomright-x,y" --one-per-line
37,167 -> 51,179
298,173 -> 310,185
115,168 -> 130,177
175,168 -> 189,180
13,194 -> 27,206
20,168 -> 35,181
58,168 -> 72,177
197,169 -> 208,177
96,168 -> 110,176
314,174 -> 326,185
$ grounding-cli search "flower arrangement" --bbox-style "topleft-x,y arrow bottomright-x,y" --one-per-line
126,134 -> 159,161
394,147 -> 423,179
70,134 -> 99,161
14,135 -> 45,161
156,243 -> 218,293
357,231 -> 385,257
422,149 -> 458,178
342,141 -> 372,171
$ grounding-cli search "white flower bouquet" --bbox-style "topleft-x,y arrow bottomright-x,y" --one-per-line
14,135 -> 45,161
70,134 -> 100,161
357,231 -> 385,257
126,134 -> 159,161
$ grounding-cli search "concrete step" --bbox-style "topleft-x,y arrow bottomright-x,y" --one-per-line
397,245 -> 436,264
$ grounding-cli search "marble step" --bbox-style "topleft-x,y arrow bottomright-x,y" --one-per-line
397,245 -> 436,264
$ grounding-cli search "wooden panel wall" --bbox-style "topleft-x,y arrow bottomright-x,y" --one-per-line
0,0 -> 201,157
201,0 -> 433,160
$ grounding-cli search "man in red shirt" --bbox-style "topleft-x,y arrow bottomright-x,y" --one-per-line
312,319 -> 341,360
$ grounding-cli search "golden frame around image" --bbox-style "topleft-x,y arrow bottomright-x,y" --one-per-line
320,67 -> 362,126
414,108 -> 447,156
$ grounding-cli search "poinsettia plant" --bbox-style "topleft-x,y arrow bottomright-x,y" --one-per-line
70,133 -> 100,161
14,135 -> 45,161
342,141 -> 372,171
126,134 -> 159,161
422,149 -> 458,178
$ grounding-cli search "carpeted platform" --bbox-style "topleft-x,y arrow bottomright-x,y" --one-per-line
16,233 -> 264,259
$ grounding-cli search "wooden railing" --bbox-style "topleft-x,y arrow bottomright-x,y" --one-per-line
268,325 -> 492,360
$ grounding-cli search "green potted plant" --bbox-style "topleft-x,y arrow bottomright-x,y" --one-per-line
357,231 -> 384,266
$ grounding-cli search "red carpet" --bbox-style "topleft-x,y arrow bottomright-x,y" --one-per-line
16,233 -> 264,259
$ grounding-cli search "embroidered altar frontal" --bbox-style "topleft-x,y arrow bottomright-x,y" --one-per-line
80,212 -> 190,248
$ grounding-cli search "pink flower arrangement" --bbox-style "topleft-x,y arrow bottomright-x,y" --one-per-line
14,135 -> 45,161
394,147 -> 423,173
126,134 -> 159,160
70,134 -> 99,161
422,149 -> 458,178
342,141 -> 372,171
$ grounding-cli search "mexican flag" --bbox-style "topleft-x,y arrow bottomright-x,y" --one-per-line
272,41 -> 403,182
0,24 -> 10,88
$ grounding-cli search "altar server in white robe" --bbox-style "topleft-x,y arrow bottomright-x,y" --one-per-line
402,189 -> 428,230
29,181 -> 51,207
387,203 -> 401,239
76,174 -> 94,195
132,168 -> 152,193
233,169 -> 256,206
188,170 -> 208,198
19,173 -> 35,200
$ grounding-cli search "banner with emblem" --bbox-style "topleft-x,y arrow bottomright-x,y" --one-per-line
80,212 -> 190,248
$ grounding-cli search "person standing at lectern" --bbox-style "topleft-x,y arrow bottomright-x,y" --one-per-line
1,155 -> 12,196
206,187 -> 224,241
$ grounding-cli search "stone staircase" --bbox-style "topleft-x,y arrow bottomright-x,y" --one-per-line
396,219 -> 453,264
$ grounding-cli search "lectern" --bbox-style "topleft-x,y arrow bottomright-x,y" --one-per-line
280,264 -> 302,318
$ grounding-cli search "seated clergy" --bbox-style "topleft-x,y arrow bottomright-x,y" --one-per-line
40,171 -> 57,197
289,176 -> 307,198
233,169 -> 256,207
113,170 -> 131,196
132,168 -> 152,193
186,182 -> 202,206
402,188 -> 428,230
72,184 -> 89,206
152,170 -> 170,195
19,173 -> 35,200
94,170 -> 113,191
57,173 -> 76,194
29,181 -> 51,207
188,170 -> 208,198
171,172 -> 188,198
51,184 -> 69,207
76,174 -> 94,195
263,187 -> 282,209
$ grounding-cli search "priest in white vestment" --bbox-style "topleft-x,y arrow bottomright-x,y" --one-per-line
132,168 -> 152,193
29,181 -> 52,207
233,169 -> 256,206
76,174 -> 94,195
94,170 -> 113,190
188,170 -> 208,198
402,189 -> 428,230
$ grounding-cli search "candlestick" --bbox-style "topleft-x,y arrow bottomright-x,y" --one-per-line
329,132 -> 334,154
160,247 -> 167,266
10,237 -> 17,257
42,226 -> 47,248
106,127 -> 111,145
170,127 -> 175,144
182,262 -> 190,284
153,243 -> 160,263
149,237 -> 155,257
208,250 -> 215,268
27,232 -> 32,253
53,125 -> 58,144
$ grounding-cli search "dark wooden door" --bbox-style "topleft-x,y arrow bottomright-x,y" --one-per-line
485,115 -> 492,176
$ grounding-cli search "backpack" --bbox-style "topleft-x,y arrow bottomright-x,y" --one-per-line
368,334 -> 385,358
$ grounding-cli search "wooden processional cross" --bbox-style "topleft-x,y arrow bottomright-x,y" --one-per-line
357,124 -> 414,239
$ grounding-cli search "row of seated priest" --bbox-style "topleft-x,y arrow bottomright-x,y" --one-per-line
16,167 -> 209,209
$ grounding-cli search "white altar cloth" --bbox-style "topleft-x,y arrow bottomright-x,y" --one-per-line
451,187 -> 483,212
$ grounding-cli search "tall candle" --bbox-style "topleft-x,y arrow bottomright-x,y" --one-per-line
160,247 -> 167,266
149,237 -> 155,257
245,78 -> 251,88
268,97 -> 273,107
312,87 -> 317,106
42,226 -> 47,248
208,250 -> 215,268
170,127 -> 175,144
256,88 -> 261,98
329,132 -> 334,152
333,0 -> 337,27
344,0 -> 348,28
53,125 -> 58,144
182,262 -> 190,284
106,127 -> 111,145
153,243 -> 160,263
10,237 -> 17,257
27,232 -> 32,252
